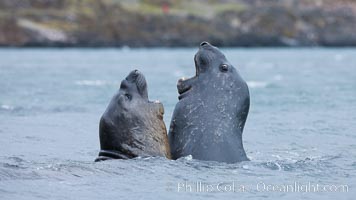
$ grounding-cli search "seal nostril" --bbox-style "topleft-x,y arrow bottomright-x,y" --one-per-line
200,41 -> 209,46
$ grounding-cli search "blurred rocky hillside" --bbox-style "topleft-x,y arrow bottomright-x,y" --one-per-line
0,0 -> 356,47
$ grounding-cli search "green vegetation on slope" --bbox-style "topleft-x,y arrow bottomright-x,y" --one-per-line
0,0 -> 355,47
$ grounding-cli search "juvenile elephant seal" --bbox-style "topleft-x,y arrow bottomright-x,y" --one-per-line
169,42 -> 250,163
95,70 -> 171,161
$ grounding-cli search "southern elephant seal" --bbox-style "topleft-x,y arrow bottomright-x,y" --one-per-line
169,42 -> 250,163
96,70 -> 171,161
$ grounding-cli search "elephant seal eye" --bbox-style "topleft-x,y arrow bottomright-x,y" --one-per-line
125,94 -> 132,101
220,64 -> 229,72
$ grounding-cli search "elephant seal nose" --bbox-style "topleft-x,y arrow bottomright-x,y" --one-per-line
200,41 -> 209,46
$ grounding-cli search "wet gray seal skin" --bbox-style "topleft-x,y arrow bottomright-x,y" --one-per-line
169,42 -> 250,163
95,70 -> 171,162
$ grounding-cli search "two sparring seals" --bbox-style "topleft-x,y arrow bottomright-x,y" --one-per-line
96,42 -> 250,163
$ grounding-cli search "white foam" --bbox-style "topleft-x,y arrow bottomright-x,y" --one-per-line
273,74 -> 283,81
1,104 -> 14,110
75,80 -> 109,86
275,162 -> 282,171
247,81 -> 269,88
184,155 -> 193,161
242,165 -> 249,170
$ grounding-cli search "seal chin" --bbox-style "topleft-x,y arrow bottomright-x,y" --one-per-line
125,69 -> 148,99
200,41 -> 210,47
194,54 -> 201,76
195,42 -> 214,76
126,69 -> 140,82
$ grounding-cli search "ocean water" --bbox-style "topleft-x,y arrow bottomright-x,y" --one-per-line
0,47 -> 355,199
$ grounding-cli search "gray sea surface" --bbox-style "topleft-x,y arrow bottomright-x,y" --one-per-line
0,47 -> 355,199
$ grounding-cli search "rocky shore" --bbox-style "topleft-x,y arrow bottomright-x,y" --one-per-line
0,0 -> 356,47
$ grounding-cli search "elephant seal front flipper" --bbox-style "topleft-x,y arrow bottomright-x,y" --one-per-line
96,70 -> 171,161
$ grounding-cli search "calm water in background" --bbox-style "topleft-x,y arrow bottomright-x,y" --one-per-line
0,48 -> 355,199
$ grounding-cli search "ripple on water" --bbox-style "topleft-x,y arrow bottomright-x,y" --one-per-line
0,104 -> 86,115
247,81 -> 269,89
0,157 -> 40,181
